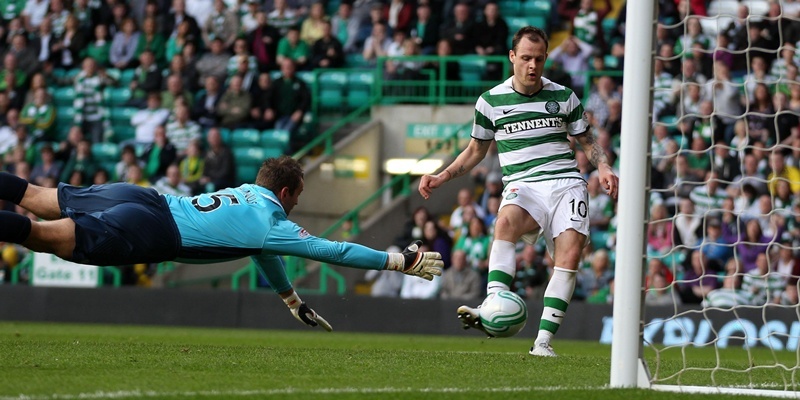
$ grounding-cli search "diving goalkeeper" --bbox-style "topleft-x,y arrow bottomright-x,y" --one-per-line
0,156 -> 443,331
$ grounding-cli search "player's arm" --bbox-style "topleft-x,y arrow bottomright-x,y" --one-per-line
418,138 -> 492,200
251,254 -> 333,331
575,130 -> 619,199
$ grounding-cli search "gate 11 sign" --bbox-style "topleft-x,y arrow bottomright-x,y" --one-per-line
31,252 -> 101,288
406,124 -> 470,154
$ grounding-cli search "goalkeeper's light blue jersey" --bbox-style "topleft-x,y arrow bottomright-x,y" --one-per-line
163,184 -> 388,292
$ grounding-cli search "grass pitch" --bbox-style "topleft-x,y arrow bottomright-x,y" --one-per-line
0,322 -> 794,399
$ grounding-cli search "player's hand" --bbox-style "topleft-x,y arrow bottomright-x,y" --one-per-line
418,171 -> 449,200
283,292 -> 333,332
386,240 -> 444,280
597,164 -> 619,200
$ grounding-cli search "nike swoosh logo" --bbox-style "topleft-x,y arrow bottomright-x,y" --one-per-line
552,313 -> 564,319
503,108 -> 516,115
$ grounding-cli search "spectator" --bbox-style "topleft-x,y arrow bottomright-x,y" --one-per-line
73,58 -> 113,143
126,163 -> 151,187
399,243 -> 441,299
19,88 -> 55,142
249,73 -> 273,129
0,53 -> 26,106
705,61 -> 743,137
737,219 -> 777,274
746,84 -> 775,144
311,20 -> 345,69
473,2 -> 508,80
227,38 -> 258,78
440,249 -> 482,300
548,35 -> 593,96
709,143 -> 739,185
29,144 -> 62,186
165,53 -> 200,93
114,144 -> 144,182
647,203 -> 673,256
166,20 -> 197,64
58,139 -> 96,185
771,42 -> 796,79
128,50 -> 163,107
384,32 -> 423,81
773,92 -> 799,146
142,125 -> 178,182
422,38 -> 460,82
107,1 -> 129,37
268,0 -> 299,36
703,266 -> 749,308
240,0 -> 261,34
300,2 -> 327,46
276,26 -> 310,70
645,272 -> 681,306
585,76 -> 620,128
422,219 -> 452,268
729,153 -> 768,198
202,0 -> 239,49
83,24 -> 112,68
51,15 -> 85,70
199,126 -> 235,191
674,16 -> 711,58
217,74 -> 251,129
395,205 -> 431,247
383,0 -> 412,33
478,171 -> 503,212
742,253 -> 786,305
330,1 -> 360,54
179,139 -> 204,194
195,37 -> 229,83
577,249 -> 613,299
645,257 -> 674,288
689,170 -> 726,217
362,22 -> 390,65
228,54 -> 257,92
743,57 -> 776,102
247,11 -> 280,71
673,197 -> 702,248
191,76 -> 222,128
772,240 -> 800,289
677,249 -> 719,303
110,17 -> 141,70
130,92 -> 170,145
768,150 -> 800,195
32,17 -> 56,67
572,0 -> 612,51
699,217 -> 733,266
162,0 -> 201,40
409,2 -> 437,55
53,126 -> 83,163
135,16 -> 167,66
363,245 -> 405,297
21,0 -> 49,33
7,34 -> 38,77
161,73 -> 194,110
165,103 -> 201,155
153,163 -> 192,196
141,0 -> 165,34
453,217 -> 490,273
449,187 -> 486,235
438,2 -> 474,55
263,59 -> 310,150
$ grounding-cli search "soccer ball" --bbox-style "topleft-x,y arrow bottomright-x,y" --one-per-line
479,291 -> 528,338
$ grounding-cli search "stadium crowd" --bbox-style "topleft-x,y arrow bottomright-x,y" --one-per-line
0,0 -> 799,306
365,0 -> 800,310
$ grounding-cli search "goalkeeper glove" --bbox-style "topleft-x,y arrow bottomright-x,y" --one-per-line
283,292 -> 333,332
386,240 -> 444,281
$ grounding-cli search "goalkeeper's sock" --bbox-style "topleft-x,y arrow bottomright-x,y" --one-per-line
536,267 -> 576,344
486,240 -> 516,294
0,172 -> 28,204
0,211 -> 32,244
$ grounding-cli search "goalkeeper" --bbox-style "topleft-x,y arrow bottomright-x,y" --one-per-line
0,156 -> 443,331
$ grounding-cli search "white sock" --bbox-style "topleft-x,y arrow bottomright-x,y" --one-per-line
536,267 -> 576,344
486,240 -> 517,294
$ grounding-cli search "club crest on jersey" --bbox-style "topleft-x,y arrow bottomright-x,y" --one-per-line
506,193 -> 518,200
298,228 -> 310,238
545,101 -> 560,114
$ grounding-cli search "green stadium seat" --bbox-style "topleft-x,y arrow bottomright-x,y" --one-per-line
105,68 -> 122,81
506,17 -> 531,33
63,68 -> 82,84
218,127 -> 231,144
231,128 -> 262,147
528,14 -> 547,30
100,161 -> 117,176
119,69 -> 136,86
109,107 -> 138,125
104,87 -> 132,106
498,0 -> 520,15
346,71 -> 374,109
55,124 -> 72,141
296,71 -> 316,85
52,87 -> 75,107
318,71 -> 347,109
236,164 -> 259,184
345,53 -> 368,68
521,0 -> 551,16
91,142 -> 121,162
112,125 -> 136,143
602,18 -> 616,42
56,106 -> 76,125
603,54 -> 619,69
261,129 -> 290,152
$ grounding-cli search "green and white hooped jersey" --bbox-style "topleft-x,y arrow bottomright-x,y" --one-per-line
472,77 -> 589,184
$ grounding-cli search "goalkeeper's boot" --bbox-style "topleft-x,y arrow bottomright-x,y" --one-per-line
529,340 -> 557,357
456,305 -> 494,338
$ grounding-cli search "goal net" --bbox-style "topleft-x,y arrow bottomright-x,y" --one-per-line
612,0 -> 800,396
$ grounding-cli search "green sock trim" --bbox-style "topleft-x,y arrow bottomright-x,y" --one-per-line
539,319 -> 560,334
543,297 -> 569,312
488,270 -> 514,287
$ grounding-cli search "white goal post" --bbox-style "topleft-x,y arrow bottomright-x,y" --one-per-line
611,0 -> 800,397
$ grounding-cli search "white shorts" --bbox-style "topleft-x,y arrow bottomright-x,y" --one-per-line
499,178 -> 590,257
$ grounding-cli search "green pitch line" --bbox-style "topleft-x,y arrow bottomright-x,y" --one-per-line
0,322 -> 792,399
